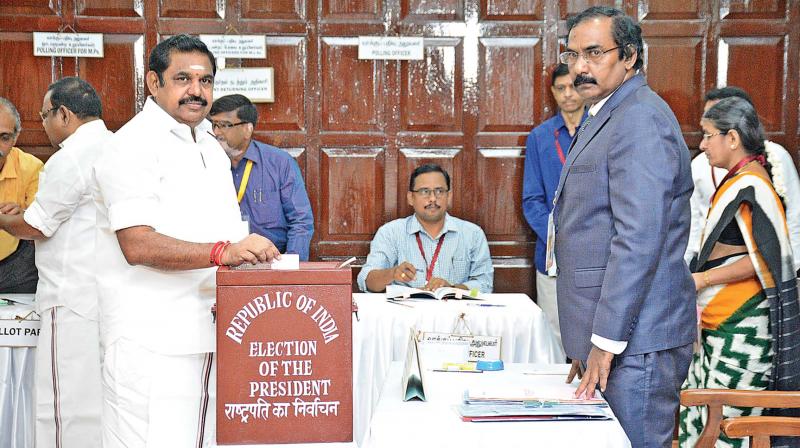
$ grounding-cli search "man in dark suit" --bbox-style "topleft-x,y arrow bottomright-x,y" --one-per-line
552,7 -> 696,447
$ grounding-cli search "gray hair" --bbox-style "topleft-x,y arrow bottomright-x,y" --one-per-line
0,97 -> 21,135
702,97 -> 765,157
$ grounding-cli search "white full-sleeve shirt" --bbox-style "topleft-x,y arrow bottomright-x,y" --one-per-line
25,120 -> 113,319
93,98 -> 247,355
686,142 -> 800,271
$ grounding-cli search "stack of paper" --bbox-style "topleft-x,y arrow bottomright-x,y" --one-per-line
458,384 -> 611,422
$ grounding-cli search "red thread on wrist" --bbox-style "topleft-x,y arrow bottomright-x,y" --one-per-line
210,241 -> 225,265
215,241 -> 231,266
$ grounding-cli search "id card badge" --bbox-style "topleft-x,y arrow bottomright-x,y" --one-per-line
545,212 -> 558,277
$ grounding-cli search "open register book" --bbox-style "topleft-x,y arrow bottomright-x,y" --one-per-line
386,284 -> 483,301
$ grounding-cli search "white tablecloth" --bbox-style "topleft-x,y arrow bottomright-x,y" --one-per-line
351,293 -> 564,446
364,362 -> 631,448
1,293 -> 561,448
0,299 -> 37,448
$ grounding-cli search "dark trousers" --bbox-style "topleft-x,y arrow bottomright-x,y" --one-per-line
604,343 -> 693,448
0,239 -> 38,293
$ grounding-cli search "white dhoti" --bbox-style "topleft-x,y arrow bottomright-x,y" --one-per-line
535,271 -> 564,354
102,338 -> 216,448
35,306 -> 103,448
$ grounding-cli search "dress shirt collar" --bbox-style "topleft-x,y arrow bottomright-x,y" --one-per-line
58,119 -> 108,150
588,94 -> 611,117
588,72 -> 639,117
555,108 -> 589,134
142,97 -> 214,144
0,147 -> 20,180
241,139 -> 260,164
406,213 -> 458,239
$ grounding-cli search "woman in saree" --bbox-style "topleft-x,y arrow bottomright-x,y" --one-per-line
679,97 -> 800,448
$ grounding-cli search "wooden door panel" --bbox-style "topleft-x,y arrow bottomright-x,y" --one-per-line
243,36 -> 306,133
242,0 -> 306,20
559,0 -> 617,19
481,0 -> 543,21
0,0 -> 57,16
76,0 -> 144,17
720,36 -> 785,133
76,35 -> 145,131
320,37 -> 383,132
637,0 -> 700,20
720,0 -> 787,20
475,148 -> 528,238
400,0 -> 463,21
400,38 -> 462,133
159,0 -> 222,19
0,32 -> 55,158
283,147 -> 307,180
645,37 -> 704,133
320,147 -> 385,238
478,37 -> 541,133
321,0 -> 381,20
397,148 -> 463,219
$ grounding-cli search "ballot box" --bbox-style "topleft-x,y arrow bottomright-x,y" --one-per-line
216,262 -> 353,445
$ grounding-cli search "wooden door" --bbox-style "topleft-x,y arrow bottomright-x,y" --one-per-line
2,0 -> 798,298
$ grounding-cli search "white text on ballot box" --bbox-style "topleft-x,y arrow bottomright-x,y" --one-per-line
216,262 -> 353,444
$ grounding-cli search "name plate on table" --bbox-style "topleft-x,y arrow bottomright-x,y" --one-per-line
216,262 -> 353,445
420,332 -> 501,362
0,319 -> 41,347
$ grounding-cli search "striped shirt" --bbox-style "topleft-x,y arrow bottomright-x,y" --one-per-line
357,214 -> 493,293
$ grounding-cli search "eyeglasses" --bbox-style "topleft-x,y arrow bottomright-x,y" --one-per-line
411,187 -> 449,198
0,132 -> 17,143
211,121 -> 248,130
559,46 -> 622,65
39,106 -> 59,121
702,131 -> 727,141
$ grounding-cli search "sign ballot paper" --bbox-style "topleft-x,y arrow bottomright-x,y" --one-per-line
216,262 -> 353,444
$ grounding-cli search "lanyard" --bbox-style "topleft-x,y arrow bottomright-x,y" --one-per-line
415,233 -> 446,282
553,129 -> 566,164
710,154 -> 765,203
236,160 -> 254,204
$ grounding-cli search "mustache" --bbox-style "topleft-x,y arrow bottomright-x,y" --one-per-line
573,74 -> 597,87
179,95 -> 208,106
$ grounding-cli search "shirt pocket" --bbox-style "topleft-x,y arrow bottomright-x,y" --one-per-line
448,257 -> 470,283
248,193 -> 283,228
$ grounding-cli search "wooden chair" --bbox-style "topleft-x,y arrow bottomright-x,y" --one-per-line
680,389 -> 800,448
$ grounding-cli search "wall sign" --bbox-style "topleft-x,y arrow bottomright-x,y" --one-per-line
199,35 -> 267,59
33,32 -> 104,58
358,36 -> 424,60
213,68 -> 275,103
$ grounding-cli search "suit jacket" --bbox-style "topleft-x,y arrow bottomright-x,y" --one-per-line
553,74 -> 696,361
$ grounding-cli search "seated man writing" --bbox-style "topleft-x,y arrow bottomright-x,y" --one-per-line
357,163 -> 493,293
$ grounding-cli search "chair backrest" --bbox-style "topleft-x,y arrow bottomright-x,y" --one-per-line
681,389 -> 800,448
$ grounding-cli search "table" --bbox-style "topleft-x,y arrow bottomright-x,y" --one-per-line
0,293 -> 561,447
0,296 -> 37,448
364,362 -> 631,448
351,293 -> 564,446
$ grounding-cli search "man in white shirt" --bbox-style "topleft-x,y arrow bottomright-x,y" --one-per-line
686,86 -> 800,272
0,77 -> 110,448
93,35 -> 279,447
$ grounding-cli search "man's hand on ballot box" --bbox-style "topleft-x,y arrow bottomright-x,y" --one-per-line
222,233 -> 281,266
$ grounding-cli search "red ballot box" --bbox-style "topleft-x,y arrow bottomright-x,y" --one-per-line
216,262 -> 353,445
